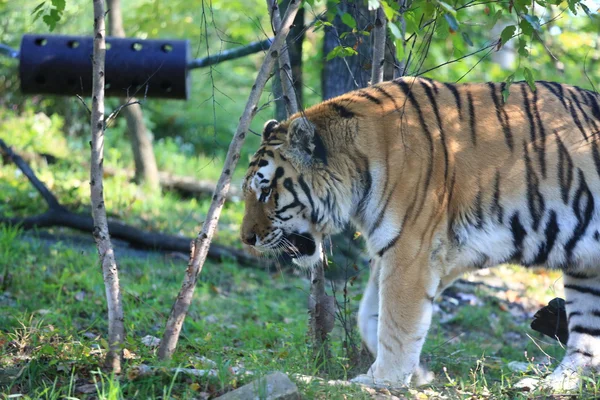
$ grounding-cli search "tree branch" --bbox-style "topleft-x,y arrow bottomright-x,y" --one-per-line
0,139 -> 64,211
91,0 -> 125,373
157,0 -> 302,361
267,0 -> 299,115
187,38 -> 274,70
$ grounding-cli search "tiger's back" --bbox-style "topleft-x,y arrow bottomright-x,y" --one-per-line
240,77 -> 600,389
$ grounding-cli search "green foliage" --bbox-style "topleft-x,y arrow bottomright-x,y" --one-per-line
32,0 -> 66,31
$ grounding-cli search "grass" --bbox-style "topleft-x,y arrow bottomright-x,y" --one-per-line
1,113 -> 600,399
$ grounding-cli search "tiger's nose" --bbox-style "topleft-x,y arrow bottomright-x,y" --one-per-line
242,233 -> 257,246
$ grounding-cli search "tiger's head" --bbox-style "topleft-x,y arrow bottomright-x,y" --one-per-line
240,116 -> 342,268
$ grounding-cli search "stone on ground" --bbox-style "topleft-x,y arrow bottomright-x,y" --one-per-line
216,371 -> 300,400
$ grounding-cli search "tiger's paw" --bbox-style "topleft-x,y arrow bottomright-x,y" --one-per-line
350,374 -> 403,389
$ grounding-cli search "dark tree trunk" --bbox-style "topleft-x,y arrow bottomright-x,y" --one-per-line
322,1 -> 372,99
273,0 -> 305,121
106,0 -> 160,191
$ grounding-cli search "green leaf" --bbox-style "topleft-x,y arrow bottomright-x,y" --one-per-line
523,67 -> 536,91
488,9 -> 502,29
388,22 -> 402,39
461,31 -> 473,46
517,38 -> 529,57
341,12 -> 356,29
500,25 -> 516,47
502,74 -> 515,103
381,1 -> 397,21
326,45 -> 358,61
51,0 -> 65,12
519,19 -> 533,36
31,1 -> 46,15
521,14 -> 541,32
404,13 -> 420,36
580,3 -> 592,16
436,0 -> 457,15
42,14 -> 57,31
444,13 -> 459,32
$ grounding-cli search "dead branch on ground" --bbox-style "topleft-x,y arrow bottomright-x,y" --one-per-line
0,139 -> 267,267
157,0 -> 302,361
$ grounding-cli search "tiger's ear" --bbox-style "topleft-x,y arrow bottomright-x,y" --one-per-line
262,120 -> 280,141
283,117 -> 316,168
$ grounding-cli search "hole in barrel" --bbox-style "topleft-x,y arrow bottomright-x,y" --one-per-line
34,38 -> 47,46
131,42 -> 143,51
106,42 -> 112,50
161,44 -> 173,53
161,80 -> 172,92
67,40 -> 80,49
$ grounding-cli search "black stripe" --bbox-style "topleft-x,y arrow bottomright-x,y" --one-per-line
356,90 -> 381,105
533,210 -> 558,265
393,79 -> 434,218
555,132 -> 574,205
474,181 -> 484,228
570,349 -> 594,358
571,325 -> 600,337
564,283 -> 600,297
467,91 -> 476,146
372,85 -> 397,105
353,153 -> 372,221
539,81 -> 569,111
583,90 -> 600,120
565,170 -> 594,259
377,212 -> 409,257
357,90 -> 382,105
523,141 -> 545,231
531,88 -> 547,179
297,175 -> 318,224
522,84 -> 537,146
491,171 -> 504,224
420,81 -> 449,183
510,212 -> 527,262
312,131 -> 329,166
487,82 -> 514,151
369,180 -> 400,236
568,311 -> 583,320
421,77 -> 439,94
276,177 -> 305,214
444,82 -> 462,120
330,103 -> 354,118
564,270 -> 596,279
592,310 -> 600,318
567,96 -> 588,141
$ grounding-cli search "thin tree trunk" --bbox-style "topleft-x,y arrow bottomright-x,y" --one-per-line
370,7 -> 386,85
157,0 -> 302,361
91,0 -> 125,373
106,0 -> 160,192
268,0 -> 299,117
273,0 -> 304,121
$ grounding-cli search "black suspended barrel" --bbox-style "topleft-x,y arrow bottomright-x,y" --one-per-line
19,34 -> 190,100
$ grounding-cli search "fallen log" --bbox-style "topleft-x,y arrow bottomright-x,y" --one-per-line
0,138 -> 268,268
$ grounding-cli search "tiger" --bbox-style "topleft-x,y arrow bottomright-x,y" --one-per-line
240,76 -> 600,390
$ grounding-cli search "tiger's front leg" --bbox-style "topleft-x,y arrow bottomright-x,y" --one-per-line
355,238 -> 440,386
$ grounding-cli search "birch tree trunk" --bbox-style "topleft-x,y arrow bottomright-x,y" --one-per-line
91,0 -> 125,373
370,7 -> 387,85
157,0 -> 302,361
106,0 -> 160,192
